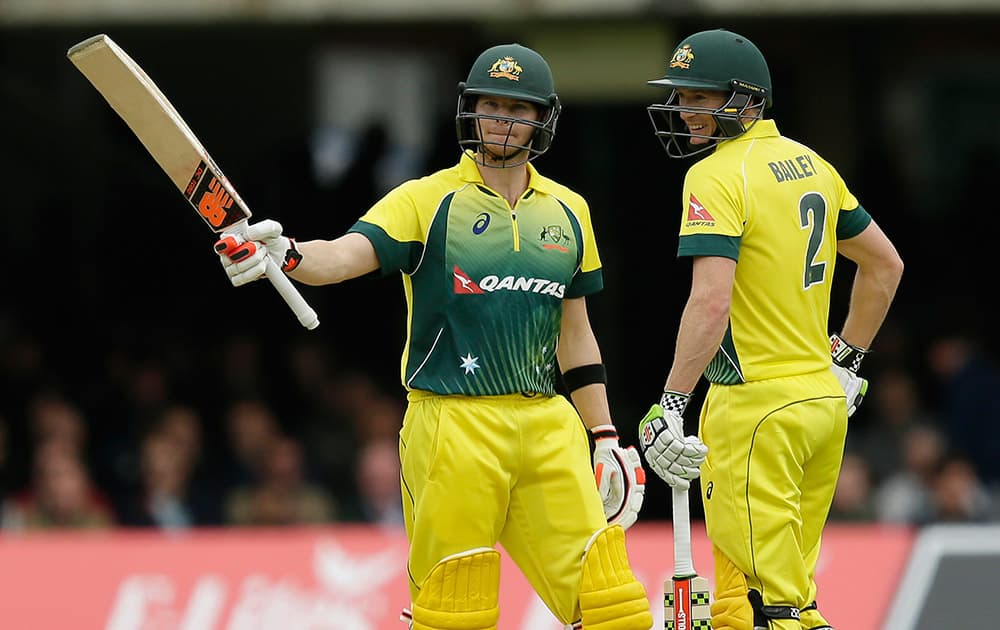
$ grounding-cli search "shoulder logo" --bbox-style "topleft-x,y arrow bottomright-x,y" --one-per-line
686,194 -> 715,225
453,265 -> 484,294
669,44 -> 695,70
488,56 -> 523,81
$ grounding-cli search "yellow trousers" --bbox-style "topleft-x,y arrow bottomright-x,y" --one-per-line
698,369 -> 847,624
400,391 -> 608,624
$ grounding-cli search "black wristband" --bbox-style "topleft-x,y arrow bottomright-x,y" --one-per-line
830,332 -> 868,373
561,363 -> 607,394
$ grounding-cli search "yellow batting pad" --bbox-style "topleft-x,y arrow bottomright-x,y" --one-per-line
579,525 -> 654,630
709,546 -> 751,630
412,548 -> 500,630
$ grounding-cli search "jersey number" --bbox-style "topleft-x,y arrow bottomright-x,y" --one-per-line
799,192 -> 827,289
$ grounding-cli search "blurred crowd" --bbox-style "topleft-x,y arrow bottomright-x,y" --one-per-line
0,319 -> 407,532
829,324 -> 1000,525
2,310 -> 1000,533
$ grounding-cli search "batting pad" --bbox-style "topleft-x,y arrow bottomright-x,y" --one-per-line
709,546 -> 752,630
578,525 -> 654,630
412,548 -> 500,630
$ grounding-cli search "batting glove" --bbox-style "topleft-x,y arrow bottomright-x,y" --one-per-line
214,219 -> 302,287
638,392 -> 707,491
830,332 -> 869,418
591,425 -> 646,530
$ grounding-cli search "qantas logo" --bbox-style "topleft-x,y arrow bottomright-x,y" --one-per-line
453,266 -> 484,294
453,265 -> 565,297
686,194 -> 715,226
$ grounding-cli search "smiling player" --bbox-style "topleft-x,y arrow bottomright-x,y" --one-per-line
639,29 -> 904,630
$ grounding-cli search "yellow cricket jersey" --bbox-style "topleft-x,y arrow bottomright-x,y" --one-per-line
678,119 -> 872,384
348,151 -> 603,396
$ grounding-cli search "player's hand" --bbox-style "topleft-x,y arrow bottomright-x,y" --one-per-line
214,219 -> 302,287
830,332 -> 869,417
637,402 -> 707,491
591,425 -> 646,530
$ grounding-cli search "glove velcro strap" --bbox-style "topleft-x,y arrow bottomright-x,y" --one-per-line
830,332 -> 868,373
281,238 -> 303,273
590,424 -> 619,442
659,390 -> 691,416
562,363 -> 607,394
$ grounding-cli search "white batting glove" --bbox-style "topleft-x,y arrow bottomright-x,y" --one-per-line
830,332 -> 869,418
637,393 -> 707,491
214,219 -> 302,287
591,425 -> 646,530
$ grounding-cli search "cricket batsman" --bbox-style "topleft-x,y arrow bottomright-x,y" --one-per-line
637,29 -> 903,630
216,43 -> 654,629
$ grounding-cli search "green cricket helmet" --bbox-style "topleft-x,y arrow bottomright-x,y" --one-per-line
647,29 -> 772,158
456,43 -> 561,167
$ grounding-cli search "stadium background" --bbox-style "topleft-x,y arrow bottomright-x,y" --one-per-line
1,2 -> 1000,628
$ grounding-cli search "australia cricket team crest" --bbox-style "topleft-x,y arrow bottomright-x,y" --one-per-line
669,44 -> 695,69
489,56 -> 524,81
539,224 -> 571,250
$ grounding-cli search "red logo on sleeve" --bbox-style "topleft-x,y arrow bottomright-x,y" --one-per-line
686,194 -> 715,223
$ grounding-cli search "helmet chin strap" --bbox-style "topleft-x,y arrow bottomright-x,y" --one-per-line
477,124 -> 532,168
477,143 -> 531,168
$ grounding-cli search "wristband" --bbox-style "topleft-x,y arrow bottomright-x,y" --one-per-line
659,390 -> 691,416
830,333 -> 868,373
281,238 -> 303,273
562,363 -> 607,394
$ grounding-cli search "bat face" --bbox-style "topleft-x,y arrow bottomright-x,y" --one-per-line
67,33 -> 321,330
664,575 -> 711,630
67,34 -> 251,234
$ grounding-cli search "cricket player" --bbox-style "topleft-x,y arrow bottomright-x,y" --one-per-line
636,29 -> 904,630
216,43 -> 652,630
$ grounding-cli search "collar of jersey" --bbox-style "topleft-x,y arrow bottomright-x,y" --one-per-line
458,150 -> 556,196
728,118 -> 779,144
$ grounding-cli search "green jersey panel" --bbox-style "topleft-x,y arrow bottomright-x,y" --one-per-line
349,152 -> 602,396
676,119 -> 870,383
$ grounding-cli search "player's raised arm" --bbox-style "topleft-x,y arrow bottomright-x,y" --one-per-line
215,220 -> 380,287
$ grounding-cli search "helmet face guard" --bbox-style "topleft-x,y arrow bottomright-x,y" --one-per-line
456,94 -> 560,168
455,43 -> 561,168
647,86 -> 765,159
646,29 -> 772,159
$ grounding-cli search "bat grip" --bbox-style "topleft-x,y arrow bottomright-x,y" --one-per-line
263,258 -> 320,330
672,486 -> 695,576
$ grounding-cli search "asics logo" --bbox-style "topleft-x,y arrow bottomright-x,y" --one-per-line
472,212 -> 490,235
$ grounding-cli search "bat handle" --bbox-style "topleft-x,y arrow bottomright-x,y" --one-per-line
263,257 -> 320,330
672,486 -> 695,576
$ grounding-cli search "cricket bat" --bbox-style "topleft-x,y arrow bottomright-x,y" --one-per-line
66,34 -> 319,330
666,486 -> 711,630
